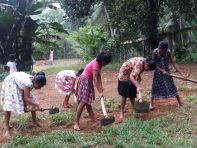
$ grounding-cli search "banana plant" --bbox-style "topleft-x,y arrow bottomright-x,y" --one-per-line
0,0 -> 67,71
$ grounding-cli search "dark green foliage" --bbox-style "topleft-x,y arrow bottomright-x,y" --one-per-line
174,42 -> 189,61
0,0 -> 68,71
174,41 -> 197,63
0,72 -> 8,82
0,0 -> 42,70
60,0 -> 96,27
69,25 -> 114,62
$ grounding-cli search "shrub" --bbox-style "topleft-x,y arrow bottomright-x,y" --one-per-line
69,26 -> 114,62
174,41 -> 197,63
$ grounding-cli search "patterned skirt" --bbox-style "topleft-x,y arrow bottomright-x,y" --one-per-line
75,75 -> 95,104
152,70 -> 178,99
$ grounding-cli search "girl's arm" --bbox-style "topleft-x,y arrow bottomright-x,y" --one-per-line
130,74 -> 141,92
72,79 -> 76,92
93,69 -> 103,97
98,72 -> 103,92
23,87 -> 40,108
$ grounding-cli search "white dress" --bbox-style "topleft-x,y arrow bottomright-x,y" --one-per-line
0,72 -> 36,114
6,61 -> 17,74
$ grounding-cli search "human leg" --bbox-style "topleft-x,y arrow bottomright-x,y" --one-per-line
176,95 -> 182,106
63,95 -> 71,108
86,104 -> 96,124
129,97 -> 135,108
3,111 -> 11,138
31,111 -> 41,127
119,96 -> 127,122
74,101 -> 86,131
149,97 -> 155,110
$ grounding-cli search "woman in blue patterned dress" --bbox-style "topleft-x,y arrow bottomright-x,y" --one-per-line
150,41 -> 188,110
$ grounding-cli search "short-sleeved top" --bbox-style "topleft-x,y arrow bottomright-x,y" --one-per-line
153,48 -> 171,71
9,72 -> 33,90
118,57 -> 145,81
82,59 -> 101,80
6,61 -> 17,74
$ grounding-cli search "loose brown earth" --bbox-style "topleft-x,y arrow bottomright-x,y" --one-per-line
0,60 -> 197,143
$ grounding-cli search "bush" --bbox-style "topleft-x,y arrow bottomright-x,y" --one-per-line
174,41 -> 197,63
69,26 -> 114,62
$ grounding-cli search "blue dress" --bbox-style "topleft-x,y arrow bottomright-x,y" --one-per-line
152,48 -> 178,99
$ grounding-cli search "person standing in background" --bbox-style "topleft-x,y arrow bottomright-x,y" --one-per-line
5,54 -> 17,74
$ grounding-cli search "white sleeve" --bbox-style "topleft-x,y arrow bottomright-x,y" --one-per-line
6,62 -> 10,67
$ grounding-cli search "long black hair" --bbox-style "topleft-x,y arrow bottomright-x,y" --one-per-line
33,72 -> 46,87
76,68 -> 84,77
96,49 -> 112,67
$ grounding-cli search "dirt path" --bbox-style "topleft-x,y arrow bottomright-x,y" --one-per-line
26,64 -> 197,128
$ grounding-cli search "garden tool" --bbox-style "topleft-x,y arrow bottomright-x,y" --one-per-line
100,97 -> 115,126
74,94 -> 77,103
25,106 -> 60,114
43,106 -> 60,114
134,91 -> 150,113
166,73 -> 197,83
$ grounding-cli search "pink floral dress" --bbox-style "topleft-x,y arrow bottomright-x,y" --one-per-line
0,72 -> 36,114
55,70 -> 76,96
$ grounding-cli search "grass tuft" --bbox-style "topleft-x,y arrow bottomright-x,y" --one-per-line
187,94 -> 197,104
48,110 -> 75,126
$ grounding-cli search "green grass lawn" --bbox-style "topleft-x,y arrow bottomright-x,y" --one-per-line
3,108 -> 197,148
1,96 -> 196,148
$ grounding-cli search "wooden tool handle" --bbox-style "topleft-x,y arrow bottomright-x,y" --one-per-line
138,91 -> 142,99
137,91 -> 143,102
166,73 -> 197,83
42,108 -> 51,111
101,97 -> 108,117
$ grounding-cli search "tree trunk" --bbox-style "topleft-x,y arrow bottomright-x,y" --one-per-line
146,0 -> 159,50
103,2 -> 114,39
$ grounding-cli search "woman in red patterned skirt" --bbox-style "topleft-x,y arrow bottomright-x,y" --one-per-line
74,50 -> 112,131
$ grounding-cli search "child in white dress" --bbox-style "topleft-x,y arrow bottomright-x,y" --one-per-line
1,72 -> 46,139
5,54 -> 17,74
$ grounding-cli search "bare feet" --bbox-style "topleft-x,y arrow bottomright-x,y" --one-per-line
116,115 -> 123,124
63,104 -> 72,108
3,130 -> 11,139
73,124 -> 81,131
149,104 -> 155,111
32,121 -> 42,127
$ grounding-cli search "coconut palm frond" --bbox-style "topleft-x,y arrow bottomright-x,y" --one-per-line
90,3 -> 108,26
